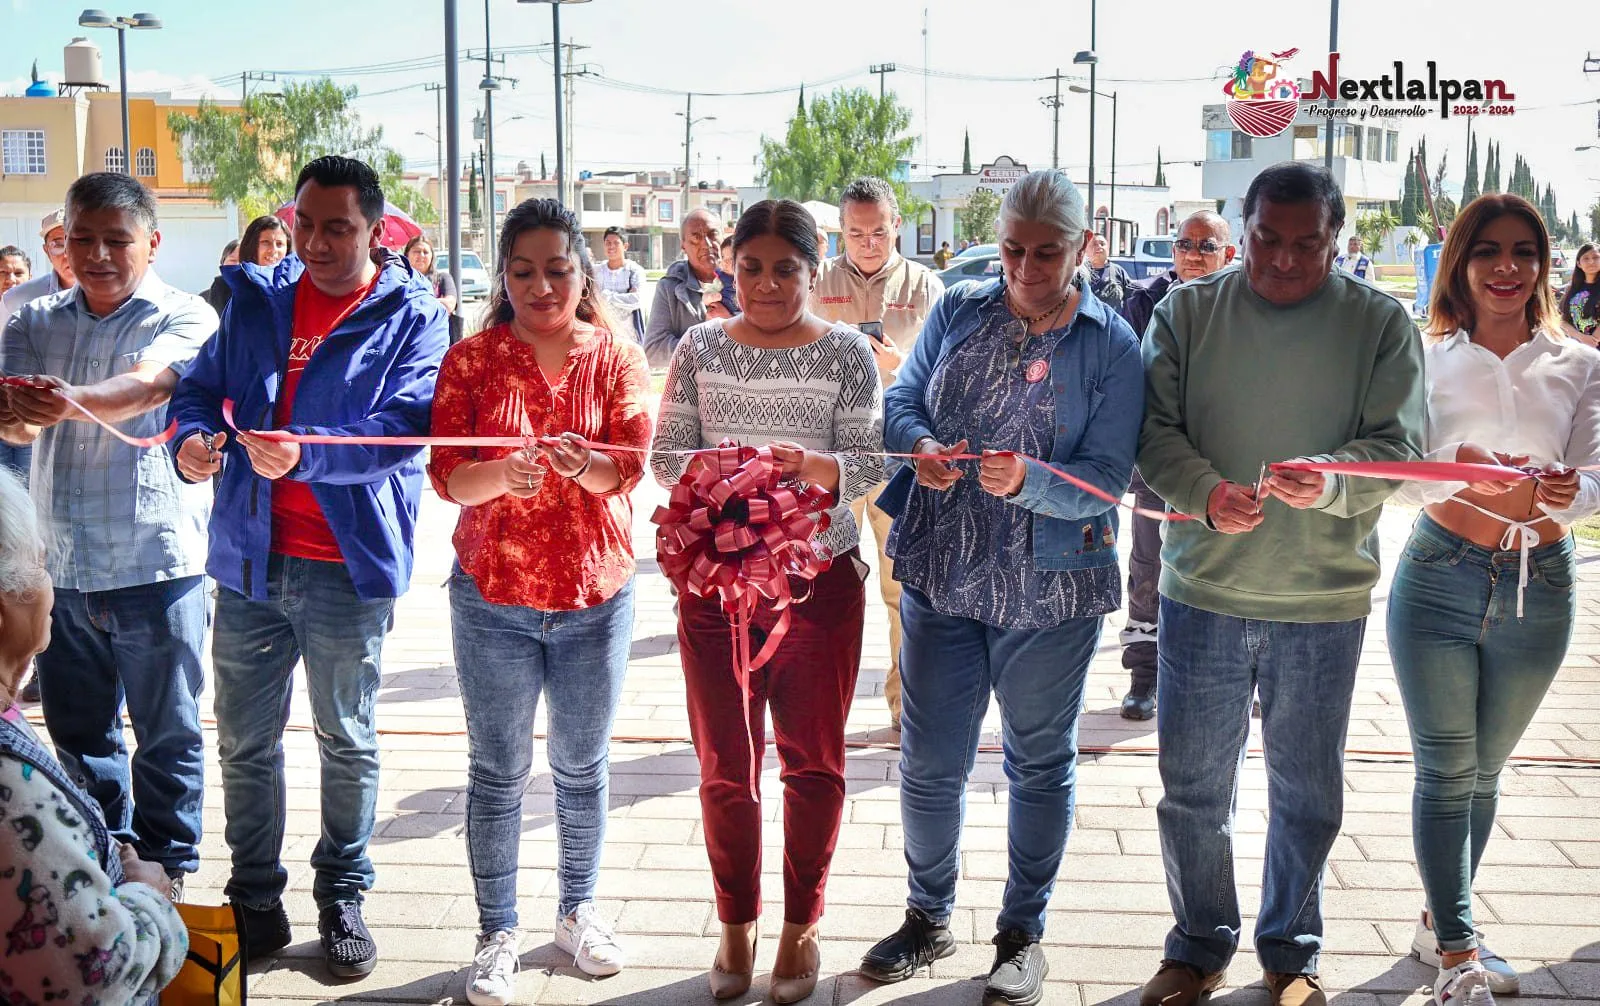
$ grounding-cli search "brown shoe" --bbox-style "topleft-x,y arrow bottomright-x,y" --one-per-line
1140,960 -> 1227,1006
1264,972 -> 1326,1006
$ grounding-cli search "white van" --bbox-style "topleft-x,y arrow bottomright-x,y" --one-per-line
434,251 -> 491,302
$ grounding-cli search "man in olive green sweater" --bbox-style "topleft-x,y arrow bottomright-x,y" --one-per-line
1135,162 -> 1425,1006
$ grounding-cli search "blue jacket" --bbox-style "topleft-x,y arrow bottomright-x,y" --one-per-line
878,277 -> 1144,571
167,252 -> 448,601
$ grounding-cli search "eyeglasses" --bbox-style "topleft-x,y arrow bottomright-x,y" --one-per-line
43,238 -> 66,254
1173,238 -> 1223,255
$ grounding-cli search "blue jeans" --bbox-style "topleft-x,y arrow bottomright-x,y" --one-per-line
450,570 -> 634,931
898,584 -> 1101,938
211,555 -> 394,911
1386,514 -> 1573,952
0,443 -> 31,486
1155,596 -> 1364,976
36,575 -> 207,873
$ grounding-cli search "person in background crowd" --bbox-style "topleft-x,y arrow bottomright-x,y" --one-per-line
0,245 -> 29,295
653,199 -> 883,1004
644,208 -> 732,367
429,198 -> 651,1004
810,176 -> 945,733
595,225 -> 648,342
0,209 -> 75,333
205,216 -> 294,316
0,467 -> 191,1005
1136,161 -> 1425,1006
861,169 -> 1143,1006
1335,235 -> 1373,280
405,234 -> 458,314
168,155 -> 448,980
933,240 -> 953,270
1386,195 -> 1597,1006
1114,210 -> 1236,722
201,241 -> 240,312
1559,241 -> 1599,346
221,240 -> 241,267
0,172 -> 217,907
1083,233 -> 1130,311
721,234 -> 737,273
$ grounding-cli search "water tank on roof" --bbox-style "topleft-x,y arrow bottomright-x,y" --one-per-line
25,78 -> 55,98
63,37 -> 104,88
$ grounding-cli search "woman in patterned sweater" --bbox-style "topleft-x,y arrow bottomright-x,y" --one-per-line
0,466 -> 188,1005
651,199 -> 884,1004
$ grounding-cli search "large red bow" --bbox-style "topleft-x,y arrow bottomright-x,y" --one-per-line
652,441 -> 834,800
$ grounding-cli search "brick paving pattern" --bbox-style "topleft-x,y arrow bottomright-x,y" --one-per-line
176,472 -> 1600,1005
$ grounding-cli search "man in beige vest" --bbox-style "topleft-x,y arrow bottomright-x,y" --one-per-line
810,177 -> 944,730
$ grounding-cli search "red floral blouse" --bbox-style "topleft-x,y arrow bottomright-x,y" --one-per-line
427,324 -> 652,610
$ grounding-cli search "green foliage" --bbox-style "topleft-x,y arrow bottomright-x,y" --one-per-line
1461,135 -> 1479,206
958,187 -> 1001,243
962,130 -> 972,175
167,78 -> 432,224
1400,153 -> 1419,226
1154,147 -> 1165,187
1590,200 -> 1600,242
758,87 -> 920,214
1355,207 -> 1400,255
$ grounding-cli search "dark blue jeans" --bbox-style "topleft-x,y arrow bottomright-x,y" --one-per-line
37,575 -> 207,874
898,584 -> 1102,938
211,555 -> 394,911
450,571 -> 634,930
1386,514 -> 1574,952
1155,596 -> 1364,976
0,443 -> 31,486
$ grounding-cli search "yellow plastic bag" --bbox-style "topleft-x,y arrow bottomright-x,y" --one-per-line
159,902 -> 246,1005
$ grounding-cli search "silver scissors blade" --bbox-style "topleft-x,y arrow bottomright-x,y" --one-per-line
1253,462 -> 1269,503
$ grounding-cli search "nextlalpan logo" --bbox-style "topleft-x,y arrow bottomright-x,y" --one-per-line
1224,48 -> 1517,138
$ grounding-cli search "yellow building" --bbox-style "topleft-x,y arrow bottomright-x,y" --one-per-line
0,89 -> 245,291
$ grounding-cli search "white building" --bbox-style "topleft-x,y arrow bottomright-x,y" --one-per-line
1200,101 -> 1407,248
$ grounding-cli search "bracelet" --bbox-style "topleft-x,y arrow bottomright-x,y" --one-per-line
573,451 -> 594,479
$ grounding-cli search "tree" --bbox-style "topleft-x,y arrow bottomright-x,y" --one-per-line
1591,199 -> 1600,241
1355,207 -> 1400,256
1155,147 -> 1166,187
758,87 -> 918,209
468,154 -> 480,229
1483,142 -> 1501,194
958,187 -> 1001,243
1541,184 -> 1559,234
540,151 -> 547,179
1400,152 -> 1419,226
168,78 -> 431,224
962,130 -> 973,175
1571,211 -> 1584,246
1461,134 -> 1480,206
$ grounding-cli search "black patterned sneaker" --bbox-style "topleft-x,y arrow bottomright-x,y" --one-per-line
319,900 -> 378,978
984,929 -> 1048,1005
240,901 -> 292,961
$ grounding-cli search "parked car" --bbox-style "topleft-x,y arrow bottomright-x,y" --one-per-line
953,242 -> 998,260
937,254 -> 1003,283
1129,237 -> 1174,261
1552,247 -> 1572,285
1112,258 -> 1176,282
434,251 -> 491,302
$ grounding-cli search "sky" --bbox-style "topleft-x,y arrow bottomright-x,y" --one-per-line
4,0 -> 1599,220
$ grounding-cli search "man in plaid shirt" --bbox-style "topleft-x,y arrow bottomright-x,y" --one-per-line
0,172 -> 217,899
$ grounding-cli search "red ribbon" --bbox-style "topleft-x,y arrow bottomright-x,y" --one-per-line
1,376 -> 176,448
1270,459 -> 1544,482
651,441 -> 833,802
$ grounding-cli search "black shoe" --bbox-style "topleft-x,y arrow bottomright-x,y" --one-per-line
984,929 -> 1048,1006
859,907 -> 956,983
1121,681 -> 1156,721
18,672 -> 39,704
319,900 -> 377,978
239,901 -> 292,961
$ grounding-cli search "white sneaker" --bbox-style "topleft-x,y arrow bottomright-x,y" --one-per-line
1434,959 -> 1496,1006
1119,619 -> 1157,646
1412,911 -> 1520,996
555,901 -> 625,977
466,929 -> 520,1006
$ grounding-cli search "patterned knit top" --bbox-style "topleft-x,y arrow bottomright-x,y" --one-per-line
651,319 -> 885,559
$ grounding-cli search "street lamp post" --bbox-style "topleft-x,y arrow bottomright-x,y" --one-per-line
517,0 -> 592,208
77,10 -> 163,175
676,98 -> 716,216
1070,85 -> 1118,221
1072,42 -> 1098,228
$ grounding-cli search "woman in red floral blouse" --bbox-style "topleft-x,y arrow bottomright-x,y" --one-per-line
427,198 -> 651,1001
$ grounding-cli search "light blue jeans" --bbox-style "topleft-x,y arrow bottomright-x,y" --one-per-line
1155,596 -> 1365,976
1387,514 -> 1574,951
898,584 -> 1102,938
212,555 -> 393,911
449,569 -> 634,931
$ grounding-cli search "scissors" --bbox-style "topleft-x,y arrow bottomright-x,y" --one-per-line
1252,462 -> 1269,506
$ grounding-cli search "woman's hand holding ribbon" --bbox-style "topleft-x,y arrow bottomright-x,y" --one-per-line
175,431 -> 228,483
1457,443 -> 1527,496
978,450 -> 1027,498
537,432 -> 594,479
914,438 -> 968,491
1534,463 -> 1579,511
503,448 -> 547,499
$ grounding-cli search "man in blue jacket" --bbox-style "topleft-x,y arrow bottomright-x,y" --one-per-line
168,156 -> 447,979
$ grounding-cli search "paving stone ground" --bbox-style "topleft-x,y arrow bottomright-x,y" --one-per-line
108,461 -> 1600,1004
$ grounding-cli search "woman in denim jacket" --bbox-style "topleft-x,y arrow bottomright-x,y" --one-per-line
860,170 -> 1144,1006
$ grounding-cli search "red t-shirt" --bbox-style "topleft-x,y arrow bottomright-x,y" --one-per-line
270,274 -> 376,562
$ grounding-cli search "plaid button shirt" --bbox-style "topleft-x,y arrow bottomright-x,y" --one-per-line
2,272 -> 216,592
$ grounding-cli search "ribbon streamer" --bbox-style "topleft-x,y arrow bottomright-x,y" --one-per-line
0,376 -> 177,448
1270,459 -> 1542,483
652,442 -> 834,802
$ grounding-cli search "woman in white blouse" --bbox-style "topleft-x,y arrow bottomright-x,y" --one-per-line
1387,194 -> 1599,1006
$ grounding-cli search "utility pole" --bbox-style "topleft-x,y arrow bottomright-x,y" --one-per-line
1087,0 -> 1097,219
482,0 -> 499,267
561,40 -> 594,209
425,82 -> 445,244
869,62 -> 896,101
1109,89 -> 1118,220
1324,0 -> 1339,172
445,0 -> 462,337
1039,68 -> 1065,169
240,70 -> 275,103
677,94 -> 715,215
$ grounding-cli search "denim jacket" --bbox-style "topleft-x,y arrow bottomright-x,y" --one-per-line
878,277 -> 1144,571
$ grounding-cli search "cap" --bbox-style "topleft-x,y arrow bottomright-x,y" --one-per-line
38,208 -> 65,239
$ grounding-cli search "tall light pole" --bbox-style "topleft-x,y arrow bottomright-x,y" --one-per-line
1324,0 -> 1339,172
1070,85 -> 1118,220
445,0 -> 462,334
869,63 -> 896,101
517,0 -> 592,207
424,83 -> 445,243
1073,35 -> 1099,227
677,96 -> 716,215
77,10 -> 163,175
